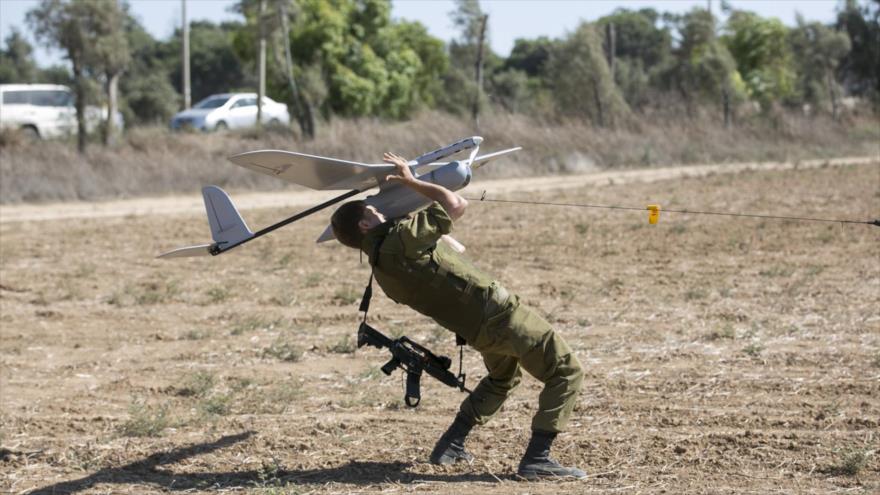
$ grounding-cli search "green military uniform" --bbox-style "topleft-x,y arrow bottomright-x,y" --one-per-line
361,203 -> 583,433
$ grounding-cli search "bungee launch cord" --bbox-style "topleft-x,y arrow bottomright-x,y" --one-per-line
467,191 -> 880,227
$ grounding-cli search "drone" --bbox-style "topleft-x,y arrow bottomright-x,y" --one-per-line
158,137 -> 520,258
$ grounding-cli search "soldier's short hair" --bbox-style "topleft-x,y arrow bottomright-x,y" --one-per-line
331,200 -> 367,249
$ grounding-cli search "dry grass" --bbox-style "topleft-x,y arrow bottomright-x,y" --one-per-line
1,110 -> 878,203
0,162 -> 877,494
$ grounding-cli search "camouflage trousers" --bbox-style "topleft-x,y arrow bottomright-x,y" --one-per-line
452,284 -> 584,433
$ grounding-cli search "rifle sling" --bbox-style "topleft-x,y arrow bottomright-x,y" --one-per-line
356,231 -> 467,407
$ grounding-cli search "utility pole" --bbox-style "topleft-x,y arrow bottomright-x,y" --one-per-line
472,14 -> 488,129
182,0 -> 190,109
278,0 -> 315,138
257,0 -> 266,131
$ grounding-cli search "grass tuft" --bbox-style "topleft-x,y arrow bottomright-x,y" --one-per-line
117,401 -> 169,438
200,394 -> 232,416
328,335 -> 356,354
829,449 -> 872,476
332,287 -> 360,305
231,315 -> 284,336
706,323 -> 736,341
743,341 -> 765,357
263,338 -> 304,362
175,371 -> 215,398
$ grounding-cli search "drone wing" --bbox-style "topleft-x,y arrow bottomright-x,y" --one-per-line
228,150 -> 395,191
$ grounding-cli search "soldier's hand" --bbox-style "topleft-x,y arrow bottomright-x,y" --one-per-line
383,152 -> 415,184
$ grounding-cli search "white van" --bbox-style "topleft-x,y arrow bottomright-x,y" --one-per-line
0,84 -> 123,139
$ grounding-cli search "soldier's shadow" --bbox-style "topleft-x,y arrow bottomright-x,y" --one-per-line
28,431 -> 504,494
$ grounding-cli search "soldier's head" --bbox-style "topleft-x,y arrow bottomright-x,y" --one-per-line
331,200 -> 386,248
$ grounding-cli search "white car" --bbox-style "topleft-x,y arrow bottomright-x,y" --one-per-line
170,93 -> 290,131
0,84 -> 123,139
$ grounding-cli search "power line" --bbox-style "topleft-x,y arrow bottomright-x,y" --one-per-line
466,192 -> 880,227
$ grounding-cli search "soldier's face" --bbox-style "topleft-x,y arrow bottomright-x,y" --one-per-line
358,205 -> 386,233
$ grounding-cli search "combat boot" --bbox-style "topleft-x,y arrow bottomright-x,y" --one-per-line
517,430 -> 586,481
429,414 -> 475,465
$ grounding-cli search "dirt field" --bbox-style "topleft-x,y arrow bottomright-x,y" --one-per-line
1,159 -> 878,494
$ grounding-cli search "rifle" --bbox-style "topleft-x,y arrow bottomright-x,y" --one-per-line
357,322 -> 470,407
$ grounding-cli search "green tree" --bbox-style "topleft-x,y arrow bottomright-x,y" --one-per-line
27,0 -> 132,148
722,10 -> 795,106
489,68 -> 529,112
597,8 -> 671,70
120,17 -> 179,125
836,0 -> 880,103
492,37 -> 557,116
253,0 -> 447,119
789,17 -> 851,118
596,8 -> 672,108
504,36 -> 556,77
660,8 -> 745,120
168,20 -> 252,103
89,0 -> 130,144
0,29 -> 40,83
548,22 -> 630,127
27,0 -> 121,151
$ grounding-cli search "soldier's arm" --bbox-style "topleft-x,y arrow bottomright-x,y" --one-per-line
383,152 -> 468,220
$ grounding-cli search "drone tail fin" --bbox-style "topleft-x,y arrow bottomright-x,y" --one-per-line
157,186 -> 254,259
202,186 -> 254,246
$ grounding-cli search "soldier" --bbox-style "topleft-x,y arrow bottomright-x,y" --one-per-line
331,152 -> 585,480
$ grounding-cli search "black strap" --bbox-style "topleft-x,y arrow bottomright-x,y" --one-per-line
359,273 -> 373,322
359,234 -> 383,321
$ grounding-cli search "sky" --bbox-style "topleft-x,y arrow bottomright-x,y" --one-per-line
0,0 -> 841,68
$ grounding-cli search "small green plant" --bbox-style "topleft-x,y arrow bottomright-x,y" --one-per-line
277,252 -> 295,267
263,338 -> 303,362
329,335 -> 356,354
360,366 -> 383,380
180,329 -> 208,341
706,323 -> 736,341
176,371 -> 215,397
200,394 -> 232,416
332,287 -> 359,305
228,376 -> 254,392
743,341 -> 764,357
814,401 -> 841,421
803,264 -> 825,277
574,223 -> 589,235
830,449 -> 871,476
135,280 -> 180,305
304,273 -> 322,288
205,287 -> 230,304
684,288 -> 708,301
759,265 -> 795,278
427,325 -> 447,343
74,263 -> 97,278
108,280 -> 181,306
231,315 -> 283,336
268,289 -> 297,307
265,382 -> 303,403
816,230 -> 835,244
117,401 -> 169,437
242,381 -> 304,414
599,278 -> 624,295
256,458 -> 283,488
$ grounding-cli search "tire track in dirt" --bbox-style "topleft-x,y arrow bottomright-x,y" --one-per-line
0,156 -> 875,223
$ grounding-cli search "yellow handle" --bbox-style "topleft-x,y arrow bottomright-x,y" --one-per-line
647,205 -> 660,224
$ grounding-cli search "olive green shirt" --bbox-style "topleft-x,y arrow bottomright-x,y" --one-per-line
361,202 -> 496,337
